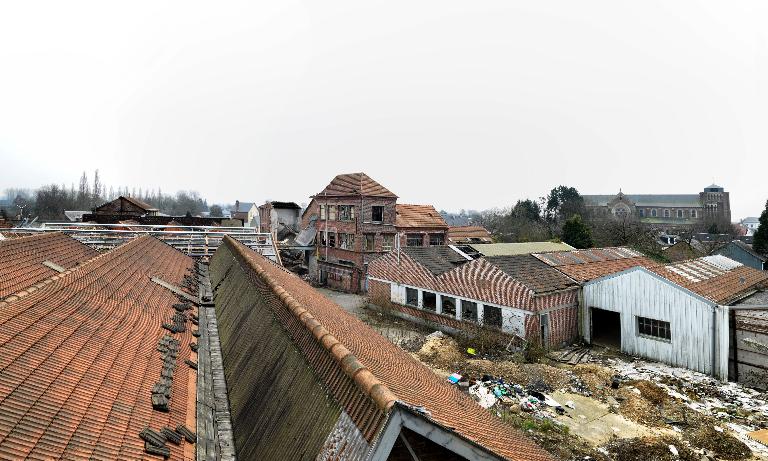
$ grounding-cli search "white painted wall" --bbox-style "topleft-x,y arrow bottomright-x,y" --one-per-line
385,281 -> 526,335
584,269 -> 721,377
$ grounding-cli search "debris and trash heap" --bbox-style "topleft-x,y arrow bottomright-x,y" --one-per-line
408,330 -> 767,460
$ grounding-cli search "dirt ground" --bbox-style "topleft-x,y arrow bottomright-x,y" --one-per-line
318,289 -> 768,461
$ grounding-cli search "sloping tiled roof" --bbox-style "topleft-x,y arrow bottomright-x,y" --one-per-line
401,246 -> 469,275
533,247 -> 658,283
395,204 -> 448,229
651,256 -> 768,304
0,232 -> 100,299
471,242 -> 574,256
370,248 -> 576,309
0,235 -> 197,460
447,225 -> 493,243
316,172 -> 397,198
214,237 -> 553,461
486,255 -> 578,294
124,195 -> 158,210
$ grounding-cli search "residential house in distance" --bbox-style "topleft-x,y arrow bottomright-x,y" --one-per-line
231,200 -> 258,227
258,201 -> 302,234
303,172 -> 448,293
742,217 -> 761,236
583,184 -> 731,229
368,245 -> 581,347
714,240 -> 767,271
90,195 -> 159,217
447,225 -> 494,244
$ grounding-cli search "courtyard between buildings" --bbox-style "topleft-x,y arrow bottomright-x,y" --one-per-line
318,288 -> 768,461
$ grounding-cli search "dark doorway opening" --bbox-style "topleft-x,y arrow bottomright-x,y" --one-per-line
591,307 -> 621,348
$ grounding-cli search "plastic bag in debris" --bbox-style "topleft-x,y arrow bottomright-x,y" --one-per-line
447,373 -> 462,384
469,383 -> 498,409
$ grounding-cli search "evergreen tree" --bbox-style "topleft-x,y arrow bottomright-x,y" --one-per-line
562,214 -> 593,249
754,200 -> 768,255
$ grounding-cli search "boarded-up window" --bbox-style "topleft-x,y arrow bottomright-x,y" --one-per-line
637,316 -> 671,341
406,287 -> 418,306
462,300 -> 478,322
484,305 -> 502,328
422,292 -> 436,311
442,296 -> 456,317
320,205 -> 326,219
329,205 -> 337,221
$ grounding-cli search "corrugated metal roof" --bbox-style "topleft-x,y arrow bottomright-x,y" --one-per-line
471,242 -> 574,256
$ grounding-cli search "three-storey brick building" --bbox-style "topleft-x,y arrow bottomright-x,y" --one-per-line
302,173 -> 448,293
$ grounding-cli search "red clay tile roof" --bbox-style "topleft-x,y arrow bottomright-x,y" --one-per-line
532,247 -> 658,283
556,257 -> 659,283
222,237 -> 553,461
447,225 -> 493,243
0,232 -> 100,300
395,204 -> 448,229
0,235 -> 197,460
650,256 -> 768,304
316,172 -> 397,198
370,248 -> 577,310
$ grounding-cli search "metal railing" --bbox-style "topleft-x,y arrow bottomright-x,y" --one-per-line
4,223 -> 279,260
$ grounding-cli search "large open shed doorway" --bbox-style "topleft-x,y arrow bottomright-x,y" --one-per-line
591,307 -> 621,349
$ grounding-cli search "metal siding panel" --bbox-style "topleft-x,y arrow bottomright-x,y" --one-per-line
585,269 -> 715,375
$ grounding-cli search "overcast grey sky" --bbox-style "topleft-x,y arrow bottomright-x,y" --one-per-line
1,1 -> 766,218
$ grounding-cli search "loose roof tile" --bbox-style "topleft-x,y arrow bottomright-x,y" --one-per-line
0,235 -> 196,460
395,204 -> 448,229
0,232 -> 100,300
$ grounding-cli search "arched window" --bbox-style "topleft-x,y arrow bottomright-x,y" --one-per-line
651,209 -> 657,217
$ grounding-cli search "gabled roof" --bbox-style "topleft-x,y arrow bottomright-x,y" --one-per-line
651,255 -> 768,304
213,237 -> 552,461
533,247 -> 658,283
395,204 -> 448,228
316,172 -> 397,198
370,247 -> 578,308
97,195 -> 159,212
0,236 -> 197,460
486,255 -> 578,294
447,225 -> 493,243
234,201 -> 256,212
728,240 -> 767,262
402,246 -> 470,275
0,232 -> 99,299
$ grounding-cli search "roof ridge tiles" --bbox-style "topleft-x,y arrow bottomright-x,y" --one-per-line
223,235 -> 398,412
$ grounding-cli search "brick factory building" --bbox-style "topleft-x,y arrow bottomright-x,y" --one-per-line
302,172 -> 448,293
